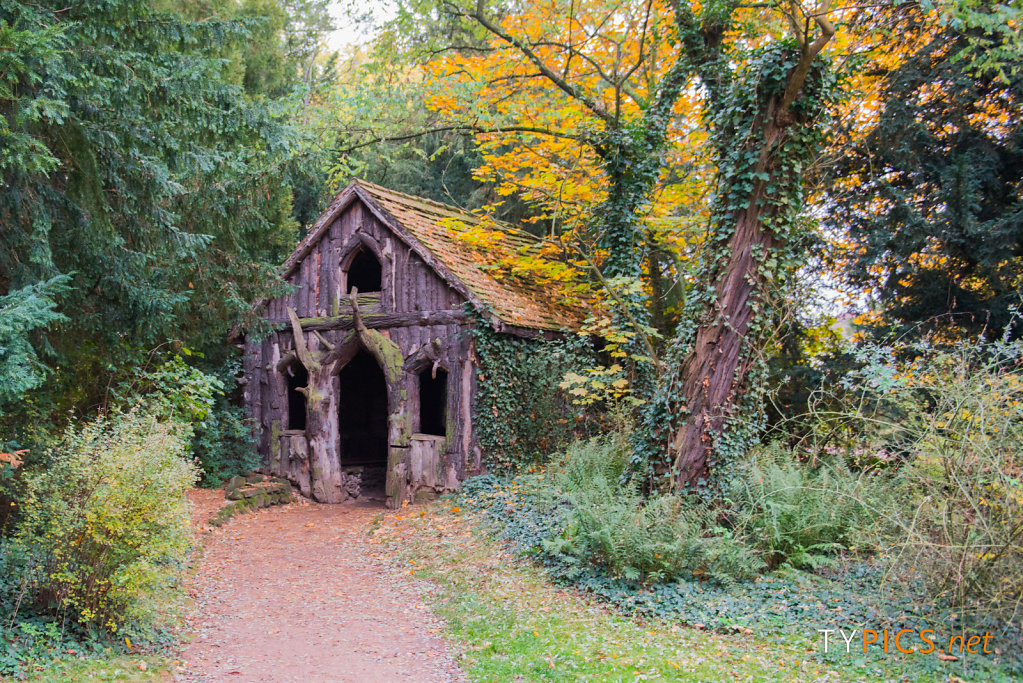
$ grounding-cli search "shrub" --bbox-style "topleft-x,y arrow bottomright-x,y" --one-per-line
13,409 -> 197,632
192,400 -> 259,487
491,433 -> 887,584
112,353 -> 222,424
821,338 -> 1023,623
113,354 -> 258,486
723,443 -> 887,570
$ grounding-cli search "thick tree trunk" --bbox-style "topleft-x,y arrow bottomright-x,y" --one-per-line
664,11 -> 836,486
671,204 -> 779,485
669,105 -> 799,488
304,367 -> 347,503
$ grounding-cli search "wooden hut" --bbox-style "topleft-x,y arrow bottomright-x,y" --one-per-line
241,179 -> 584,507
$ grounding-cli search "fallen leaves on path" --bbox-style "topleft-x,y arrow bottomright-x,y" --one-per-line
178,489 -> 463,683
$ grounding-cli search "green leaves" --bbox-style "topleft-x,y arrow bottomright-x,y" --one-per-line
0,0 -> 316,421
13,410 -> 197,632
0,276 -> 68,416
470,309 -> 596,472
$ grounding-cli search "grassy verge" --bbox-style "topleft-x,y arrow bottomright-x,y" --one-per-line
371,500 -> 962,682
22,653 -> 174,682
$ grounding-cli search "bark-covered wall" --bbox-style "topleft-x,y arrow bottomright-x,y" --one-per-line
241,197 -> 482,505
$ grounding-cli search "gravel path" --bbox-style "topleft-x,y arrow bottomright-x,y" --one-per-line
179,490 -> 464,683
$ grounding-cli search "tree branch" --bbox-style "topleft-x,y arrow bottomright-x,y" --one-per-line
313,330 -> 334,351
334,123 -> 596,156
467,0 -> 613,123
275,351 -> 298,373
780,0 -> 835,112
350,287 -> 369,337
322,331 -> 356,367
348,287 -> 403,381
287,306 -> 320,373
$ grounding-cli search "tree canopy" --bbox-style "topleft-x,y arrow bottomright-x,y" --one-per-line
828,19 -> 1023,340
1,0 -> 332,420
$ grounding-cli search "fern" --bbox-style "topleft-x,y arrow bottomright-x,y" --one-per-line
725,443 -> 885,570
544,436 -> 764,584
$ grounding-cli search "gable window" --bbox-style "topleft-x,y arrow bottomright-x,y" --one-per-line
418,367 -> 448,437
285,363 -> 308,431
346,248 -> 382,293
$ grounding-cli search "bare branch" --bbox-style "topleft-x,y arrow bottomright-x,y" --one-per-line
287,307 -> 320,373
322,331 -> 356,367
349,287 -> 368,336
334,123 -> 596,156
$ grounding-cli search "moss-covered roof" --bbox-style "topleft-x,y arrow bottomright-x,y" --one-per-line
284,179 -> 586,333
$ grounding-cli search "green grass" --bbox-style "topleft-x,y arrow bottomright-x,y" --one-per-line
21,652 -> 173,682
372,502 -> 958,682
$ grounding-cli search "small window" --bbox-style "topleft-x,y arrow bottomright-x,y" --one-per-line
346,248 -> 382,293
418,367 -> 448,436
286,363 -> 308,431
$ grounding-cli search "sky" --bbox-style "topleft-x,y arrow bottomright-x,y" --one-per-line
326,0 -> 396,51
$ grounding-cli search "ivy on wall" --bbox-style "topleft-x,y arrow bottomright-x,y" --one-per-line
469,309 -> 599,473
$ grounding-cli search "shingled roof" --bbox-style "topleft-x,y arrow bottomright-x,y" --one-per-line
281,179 -> 586,333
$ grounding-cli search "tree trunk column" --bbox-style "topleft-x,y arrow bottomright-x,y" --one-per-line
305,367 -> 347,503
669,92 -> 817,488
671,198 -> 779,485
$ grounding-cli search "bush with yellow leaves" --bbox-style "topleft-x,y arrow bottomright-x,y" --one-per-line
13,409 -> 197,632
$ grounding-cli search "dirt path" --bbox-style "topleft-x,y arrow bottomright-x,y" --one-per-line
179,490 -> 464,683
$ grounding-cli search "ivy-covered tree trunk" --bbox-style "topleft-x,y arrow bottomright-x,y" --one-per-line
438,0 -> 837,488
666,43 -> 835,489
590,62 -> 694,396
592,133 -> 670,395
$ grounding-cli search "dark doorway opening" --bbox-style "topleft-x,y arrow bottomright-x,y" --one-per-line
418,368 -> 448,437
337,350 -> 389,468
285,363 -> 308,431
346,248 -> 382,293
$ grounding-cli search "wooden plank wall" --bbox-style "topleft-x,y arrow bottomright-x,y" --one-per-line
244,199 -> 480,491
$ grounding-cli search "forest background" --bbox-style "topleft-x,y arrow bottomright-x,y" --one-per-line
1,0 -> 1022,679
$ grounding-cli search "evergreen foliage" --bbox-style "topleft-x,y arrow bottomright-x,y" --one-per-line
0,277 -> 67,416
0,0 -> 314,421
828,24 -> 1023,339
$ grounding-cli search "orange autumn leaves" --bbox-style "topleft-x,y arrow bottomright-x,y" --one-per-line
420,0 -> 712,310
427,1 -> 708,217
416,1 -> 952,311
0,449 -> 26,468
